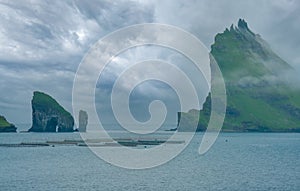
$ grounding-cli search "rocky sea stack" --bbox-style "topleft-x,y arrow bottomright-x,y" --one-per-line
78,110 -> 88,132
0,115 -> 17,132
28,91 -> 74,132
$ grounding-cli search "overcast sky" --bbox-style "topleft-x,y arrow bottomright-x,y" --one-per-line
0,0 -> 299,125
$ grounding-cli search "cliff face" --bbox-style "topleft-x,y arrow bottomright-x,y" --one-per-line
177,19 -> 300,132
0,115 -> 17,132
177,96 -> 210,132
28,91 -> 74,132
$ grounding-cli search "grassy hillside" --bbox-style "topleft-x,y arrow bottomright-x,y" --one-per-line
0,115 -> 17,132
32,91 -> 72,119
0,116 -> 11,127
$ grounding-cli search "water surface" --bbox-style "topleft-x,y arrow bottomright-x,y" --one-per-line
0,132 -> 299,191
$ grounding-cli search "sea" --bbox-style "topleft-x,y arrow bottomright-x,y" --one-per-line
0,128 -> 299,191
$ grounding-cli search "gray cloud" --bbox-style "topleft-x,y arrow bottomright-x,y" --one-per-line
0,0 -> 153,63
0,0 -> 154,124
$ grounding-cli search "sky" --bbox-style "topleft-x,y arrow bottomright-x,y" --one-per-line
0,0 -> 299,126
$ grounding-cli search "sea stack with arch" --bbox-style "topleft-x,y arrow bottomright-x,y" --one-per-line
28,91 -> 74,132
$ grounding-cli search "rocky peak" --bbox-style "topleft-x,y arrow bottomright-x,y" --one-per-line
238,18 -> 248,30
237,18 -> 255,36
225,19 -> 255,35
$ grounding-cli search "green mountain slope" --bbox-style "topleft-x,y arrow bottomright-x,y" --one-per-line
178,19 -> 300,132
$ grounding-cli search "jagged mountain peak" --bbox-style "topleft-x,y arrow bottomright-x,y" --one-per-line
211,19 -> 290,79
238,18 -> 249,30
225,18 -> 255,35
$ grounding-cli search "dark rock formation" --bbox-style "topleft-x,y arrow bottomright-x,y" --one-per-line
78,110 -> 88,132
0,115 -> 17,132
28,91 -> 74,132
237,18 -> 248,29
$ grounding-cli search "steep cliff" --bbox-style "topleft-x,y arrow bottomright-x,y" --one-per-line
28,91 -> 74,132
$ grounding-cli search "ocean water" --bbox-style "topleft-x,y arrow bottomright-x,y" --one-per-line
0,132 -> 299,191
